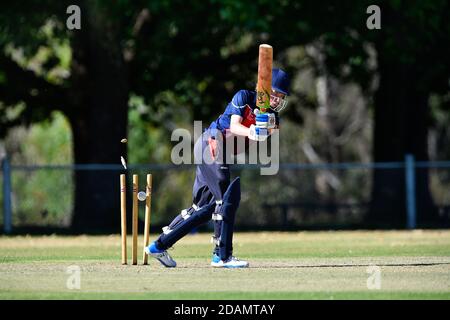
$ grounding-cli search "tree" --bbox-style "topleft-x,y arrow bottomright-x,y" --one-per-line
0,1 -> 265,231
368,1 -> 450,226
311,1 -> 450,226
1,1 -> 449,231
218,0 -> 450,226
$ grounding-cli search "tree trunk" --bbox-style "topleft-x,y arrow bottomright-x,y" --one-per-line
67,2 -> 129,232
369,58 -> 438,227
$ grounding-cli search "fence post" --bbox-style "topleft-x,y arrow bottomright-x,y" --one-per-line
405,154 -> 416,229
2,157 -> 12,234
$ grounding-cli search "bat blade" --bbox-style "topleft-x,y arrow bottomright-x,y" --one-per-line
256,44 -> 273,113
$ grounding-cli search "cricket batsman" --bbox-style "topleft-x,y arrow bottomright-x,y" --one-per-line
145,68 -> 290,268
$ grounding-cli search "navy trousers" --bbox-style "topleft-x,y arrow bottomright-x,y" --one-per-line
193,131 -> 230,206
156,130 -> 236,259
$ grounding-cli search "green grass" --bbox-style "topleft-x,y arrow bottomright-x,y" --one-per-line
0,231 -> 449,300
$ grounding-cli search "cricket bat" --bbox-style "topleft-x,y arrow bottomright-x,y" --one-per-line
256,44 -> 273,113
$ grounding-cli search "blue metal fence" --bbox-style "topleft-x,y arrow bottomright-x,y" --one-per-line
2,158 -> 12,234
2,155 -> 450,234
405,154 -> 417,229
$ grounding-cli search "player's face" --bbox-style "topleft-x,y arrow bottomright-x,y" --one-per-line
270,90 -> 288,112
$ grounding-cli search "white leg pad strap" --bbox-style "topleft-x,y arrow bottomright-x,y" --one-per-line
181,209 -> 190,220
162,226 -> 172,235
211,236 -> 221,246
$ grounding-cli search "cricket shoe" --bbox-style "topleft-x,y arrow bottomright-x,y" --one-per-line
145,241 -> 177,268
211,254 -> 249,268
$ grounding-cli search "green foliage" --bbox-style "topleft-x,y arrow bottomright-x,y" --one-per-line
0,1 -> 69,55
128,91 -> 197,224
128,91 -> 193,164
2,111 -> 73,226
1,1 -> 449,229
21,111 -> 72,164
2,0 -> 448,142
11,169 -> 73,226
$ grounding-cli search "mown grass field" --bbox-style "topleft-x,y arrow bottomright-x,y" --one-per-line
0,230 -> 449,299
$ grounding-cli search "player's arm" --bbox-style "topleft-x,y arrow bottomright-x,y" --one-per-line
229,114 -> 251,137
231,114 -> 270,141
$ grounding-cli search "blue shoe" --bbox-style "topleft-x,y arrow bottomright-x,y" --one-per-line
145,241 -> 177,268
211,253 -> 221,265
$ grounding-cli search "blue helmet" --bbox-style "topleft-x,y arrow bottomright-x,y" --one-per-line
272,68 -> 290,96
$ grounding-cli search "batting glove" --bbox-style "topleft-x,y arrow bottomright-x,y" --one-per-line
248,124 -> 269,141
254,109 -> 276,129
